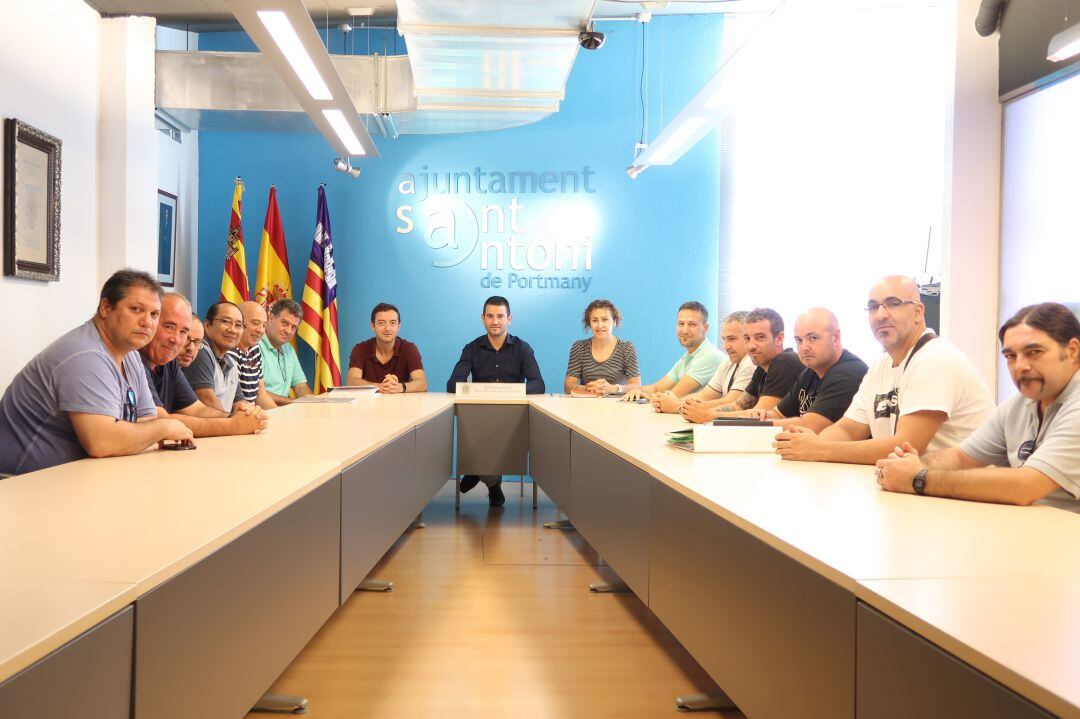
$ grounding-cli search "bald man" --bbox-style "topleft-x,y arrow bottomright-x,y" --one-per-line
774,276 -> 993,464
740,308 -> 868,432
229,301 -> 276,410
140,294 -> 268,437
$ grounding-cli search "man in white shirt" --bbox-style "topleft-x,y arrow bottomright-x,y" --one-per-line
653,311 -> 755,415
876,302 -> 1080,512
774,275 -> 993,464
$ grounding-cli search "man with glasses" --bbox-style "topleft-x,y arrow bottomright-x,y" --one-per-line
0,269 -> 192,475
229,301 -> 276,409
774,275 -> 992,464
260,299 -> 312,406
876,303 -> 1080,512
183,302 -> 248,413
141,293 -> 268,436
178,316 -> 204,368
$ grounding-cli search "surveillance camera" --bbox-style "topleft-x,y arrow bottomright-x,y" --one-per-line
579,30 -> 605,50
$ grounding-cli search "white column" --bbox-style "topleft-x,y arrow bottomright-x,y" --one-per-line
98,15 -> 159,281
940,0 -> 1003,393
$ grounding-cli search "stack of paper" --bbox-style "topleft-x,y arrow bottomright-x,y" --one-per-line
665,428 -> 696,452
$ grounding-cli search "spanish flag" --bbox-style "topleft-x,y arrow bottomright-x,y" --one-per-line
254,186 -> 292,311
297,186 -> 342,394
219,177 -> 251,304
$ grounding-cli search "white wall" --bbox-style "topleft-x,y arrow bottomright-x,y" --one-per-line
999,71 -> 1080,400
99,15 -> 159,277
0,4 -> 159,390
939,0 -> 1003,393
156,27 -> 200,301
0,0 -> 103,388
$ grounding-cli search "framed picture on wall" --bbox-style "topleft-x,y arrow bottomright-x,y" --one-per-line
3,118 -> 62,282
157,189 -> 178,287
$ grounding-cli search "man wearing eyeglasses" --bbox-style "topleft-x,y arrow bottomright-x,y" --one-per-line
0,269 -> 193,476
182,302 -> 248,413
178,316 -> 204,368
229,301 -> 276,409
774,275 -> 993,464
140,293 -> 268,437
876,303 -> 1080,511
259,299 -> 312,406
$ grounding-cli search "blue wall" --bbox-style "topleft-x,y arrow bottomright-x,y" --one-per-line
198,16 -> 724,393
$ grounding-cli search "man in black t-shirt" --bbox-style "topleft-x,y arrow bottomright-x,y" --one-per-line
748,308 -> 868,432
687,307 -> 804,422
139,293 -> 268,438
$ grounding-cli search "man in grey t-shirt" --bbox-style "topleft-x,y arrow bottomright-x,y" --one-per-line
876,302 -> 1080,512
0,269 -> 193,476
182,301 -> 247,413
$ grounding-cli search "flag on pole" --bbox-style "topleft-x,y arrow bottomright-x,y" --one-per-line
254,186 -> 293,311
297,185 -> 342,394
219,177 -> 251,304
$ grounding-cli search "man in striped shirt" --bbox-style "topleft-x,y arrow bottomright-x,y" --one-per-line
228,301 -> 276,410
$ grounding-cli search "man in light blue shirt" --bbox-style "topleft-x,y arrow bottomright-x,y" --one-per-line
623,301 -> 722,402
259,298 -> 312,406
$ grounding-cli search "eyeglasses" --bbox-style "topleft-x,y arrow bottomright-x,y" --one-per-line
864,297 -> 918,313
184,336 -> 202,347
212,318 -> 244,330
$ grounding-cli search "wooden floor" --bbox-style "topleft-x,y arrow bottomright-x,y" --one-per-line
249,480 -> 742,719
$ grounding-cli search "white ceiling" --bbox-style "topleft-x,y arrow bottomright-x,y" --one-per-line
85,0 -> 751,29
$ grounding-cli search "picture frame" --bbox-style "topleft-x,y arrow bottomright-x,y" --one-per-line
157,189 -> 178,287
3,118 -> 62,282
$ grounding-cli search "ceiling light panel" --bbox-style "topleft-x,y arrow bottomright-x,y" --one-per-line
226,0 -> 379,158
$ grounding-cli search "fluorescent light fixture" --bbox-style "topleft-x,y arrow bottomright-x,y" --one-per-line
648,117 -> 708,164
322,109 -> 366,156
1048,22 -> 1080,62
257,10 -> 332,100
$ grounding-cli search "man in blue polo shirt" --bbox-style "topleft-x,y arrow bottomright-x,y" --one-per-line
876,302 -> 1080,512
447,296 -> 545,506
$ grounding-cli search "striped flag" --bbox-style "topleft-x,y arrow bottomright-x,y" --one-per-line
297,185 -> 342,394
219,177 -> 251,304
254,186 -> 293,311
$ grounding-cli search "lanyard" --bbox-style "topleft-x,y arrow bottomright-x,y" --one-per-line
892,332 -> 937,433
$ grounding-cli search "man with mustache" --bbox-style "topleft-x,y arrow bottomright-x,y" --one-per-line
141,294 -> 268,437
688,307 -> 804,420
623,301 -> 722,403
0,269 -> 192,475
876,303 -> 1080,511
775,275 -> 993,463
182,301 -> 248,413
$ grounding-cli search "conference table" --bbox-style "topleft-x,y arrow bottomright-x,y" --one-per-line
0,392 -> 1077,719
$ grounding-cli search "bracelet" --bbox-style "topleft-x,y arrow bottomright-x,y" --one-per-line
616,384 -> 622,393
401,382 -> 408,392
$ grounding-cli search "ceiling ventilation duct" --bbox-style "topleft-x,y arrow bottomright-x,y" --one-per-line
156,0 -> 597,136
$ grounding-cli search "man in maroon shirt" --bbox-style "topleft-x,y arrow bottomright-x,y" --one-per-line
345,303 -> 428,393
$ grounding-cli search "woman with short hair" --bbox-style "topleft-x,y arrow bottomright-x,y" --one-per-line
564,299 -> 641,395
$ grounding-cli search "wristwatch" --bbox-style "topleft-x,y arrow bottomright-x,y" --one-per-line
912,469 -> 928,496
401,382 -> 408,393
